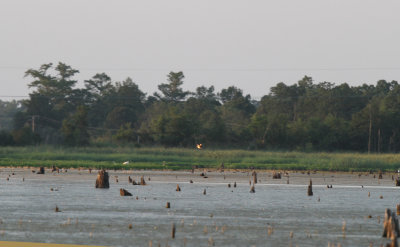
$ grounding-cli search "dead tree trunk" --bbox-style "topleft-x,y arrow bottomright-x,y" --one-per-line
95,170 -> 110,188
307,179 -> 313,196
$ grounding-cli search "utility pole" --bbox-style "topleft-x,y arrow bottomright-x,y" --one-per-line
368,106 -> 372,154
32,115 -> 35,133
31,115 -> 38,133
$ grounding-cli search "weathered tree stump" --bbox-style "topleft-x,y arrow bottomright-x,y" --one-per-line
95,169 -> 109,188
37,167 -> 45,174
250,185 -> 255,193
176,184 -> 181,191
166,202 -> 170,208
272,172 -> 281,179
120,188 -> 132,196
140,176 -> 146,185
383,208 -> 400,239
171,223 -> 176,239
308,179 -> 313,196
252,171 -> 257,184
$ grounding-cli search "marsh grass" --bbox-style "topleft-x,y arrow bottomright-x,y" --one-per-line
1,146 -> 400,171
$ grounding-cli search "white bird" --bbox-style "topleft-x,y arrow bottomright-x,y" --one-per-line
123,161 -> 129,165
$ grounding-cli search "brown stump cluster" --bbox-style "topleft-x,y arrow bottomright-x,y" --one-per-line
37,167 -> 45,174
383,208 -> 400,247
307,179 -> 313,196
95,169 -> 110,188
272,172 -> 281,179
120,188 -> 132,196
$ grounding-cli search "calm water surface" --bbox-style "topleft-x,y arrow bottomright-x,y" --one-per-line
0,171 -> 398,246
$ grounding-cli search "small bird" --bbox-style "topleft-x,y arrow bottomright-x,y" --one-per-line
196,144 -> 203,150
123,161 -> 129,165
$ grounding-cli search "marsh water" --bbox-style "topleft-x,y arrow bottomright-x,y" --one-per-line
0,169 -> 398,246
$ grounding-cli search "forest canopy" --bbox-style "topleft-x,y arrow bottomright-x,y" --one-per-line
1,62 -> 399,153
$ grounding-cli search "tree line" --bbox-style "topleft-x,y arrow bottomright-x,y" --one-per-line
1,62 -> 400,152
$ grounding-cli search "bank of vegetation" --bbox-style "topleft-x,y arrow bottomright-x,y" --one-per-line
0,62 -> 400,154
1,146 -> 400,172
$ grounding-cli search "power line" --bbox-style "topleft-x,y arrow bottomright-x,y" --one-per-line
1,66 -> 400,72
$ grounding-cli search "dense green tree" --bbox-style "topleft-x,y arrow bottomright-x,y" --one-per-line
61,106 -> 90,146
154,72 -> 190,102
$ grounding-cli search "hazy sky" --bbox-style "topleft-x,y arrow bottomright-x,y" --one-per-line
1,0 -> 400,100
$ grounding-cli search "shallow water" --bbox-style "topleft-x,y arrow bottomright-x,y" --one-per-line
0,170 -> 397,247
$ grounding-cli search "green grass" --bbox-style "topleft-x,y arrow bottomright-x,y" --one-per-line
1,146 -> 400,172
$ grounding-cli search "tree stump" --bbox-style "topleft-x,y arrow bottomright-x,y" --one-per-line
396,178 -> 400,186
166,202 -> 170,208
383,208 -> 400,239
307,179 -> 313,196
95,170 -> 109,188
140,176 -> 146,185
171,223 -> 176,239
272,172 -> 281,179
120,188 -> 132,196
252,171 -> 257,184
176,184 -> 181,191
37,167 -> 45,174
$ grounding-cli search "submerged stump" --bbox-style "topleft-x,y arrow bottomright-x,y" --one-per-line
308,179 -> 313,196
37,167 -> 45,174
140,176 -> 146,185
383,208 -> 400,240
120,188 -> 132,196
95,170 -> 110,188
